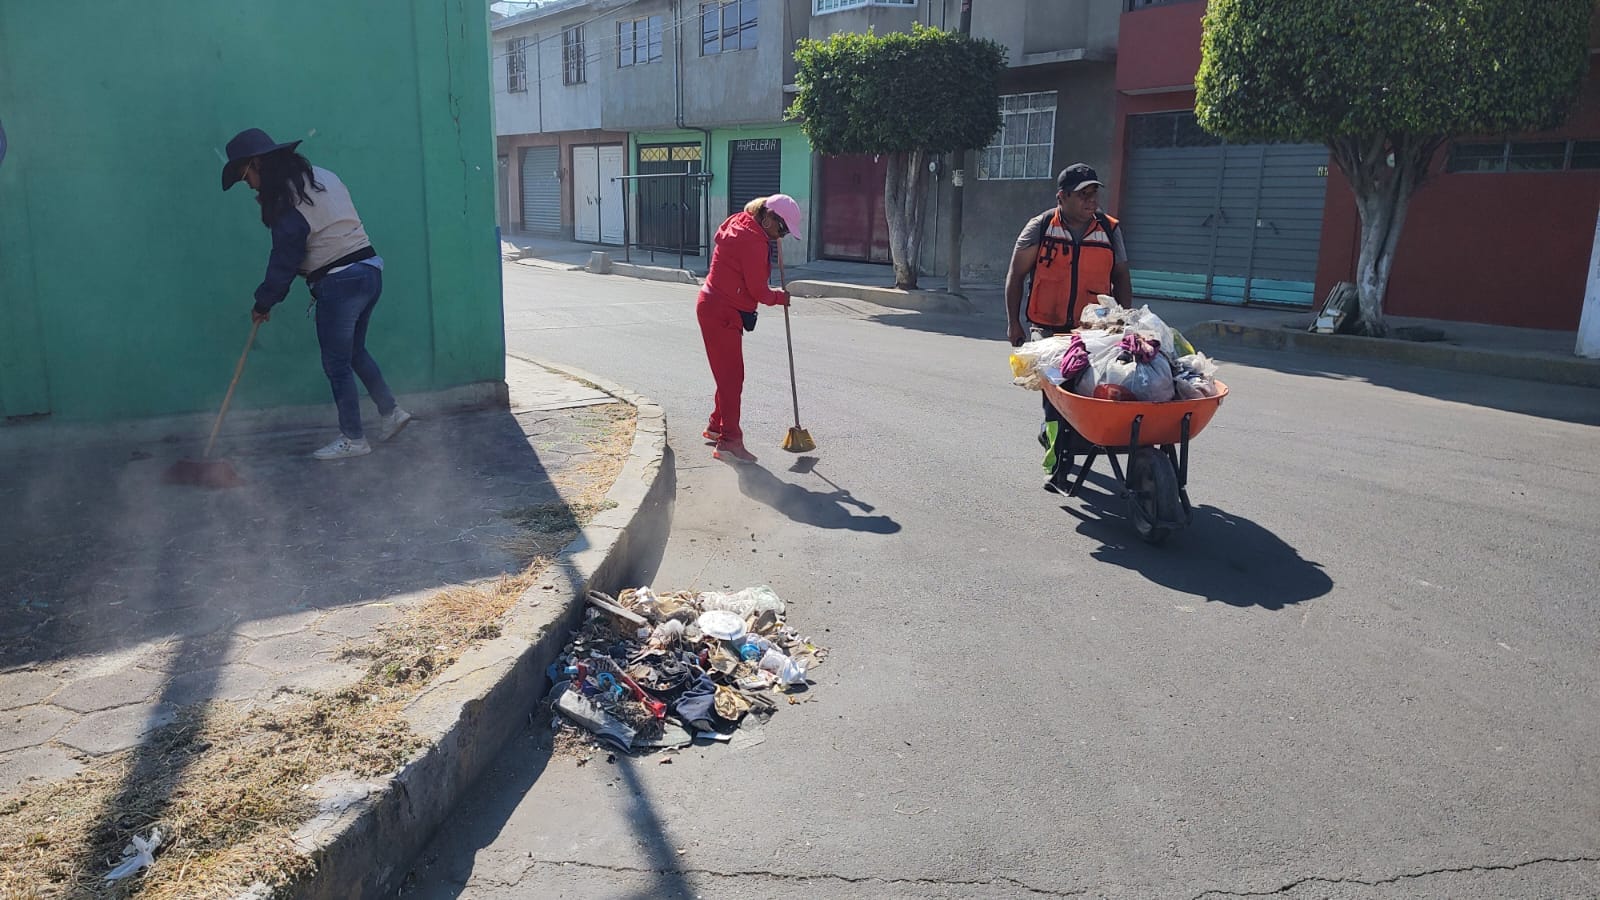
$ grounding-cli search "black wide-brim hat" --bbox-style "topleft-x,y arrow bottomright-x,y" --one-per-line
221,127 -> 302,190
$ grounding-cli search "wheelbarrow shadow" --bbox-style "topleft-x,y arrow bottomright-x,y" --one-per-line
1062,498 -> 1332,609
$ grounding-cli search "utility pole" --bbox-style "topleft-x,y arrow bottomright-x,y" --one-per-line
945,0 -> 972,295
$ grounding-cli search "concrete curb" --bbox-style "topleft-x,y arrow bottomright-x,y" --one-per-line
583,251 -> 702,285
786,279 -> 975,315
1189,320 -> 1600,389
275,357 -> 674,900
512,256 -> 585,272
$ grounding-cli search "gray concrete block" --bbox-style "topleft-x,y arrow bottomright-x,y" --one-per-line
0,705 -> 73,753
272,662 -> 370,696
0,671 -> 58,711
315,604 -> 405,640
50,666 -> 165,713
234,609 -> 324,641
244,630 -> 346,675
55,703 -> 177,756
0,746 -> 85,800
161,664 -> 274,707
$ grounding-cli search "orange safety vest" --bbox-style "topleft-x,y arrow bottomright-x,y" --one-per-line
1026,210 -> 1119,329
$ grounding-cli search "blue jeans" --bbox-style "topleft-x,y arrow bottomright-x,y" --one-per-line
312,264 -> 396,440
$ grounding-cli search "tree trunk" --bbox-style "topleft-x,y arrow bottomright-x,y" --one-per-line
1328,133 -> 1441,337
883,149 -> 928,289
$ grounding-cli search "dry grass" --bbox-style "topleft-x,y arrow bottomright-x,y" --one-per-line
0,404 -> 636,900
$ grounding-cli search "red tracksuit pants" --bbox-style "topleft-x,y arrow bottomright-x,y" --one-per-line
696,292 -> 745,443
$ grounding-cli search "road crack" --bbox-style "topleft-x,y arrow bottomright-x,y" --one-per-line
1189,855 -> 1600,898
476,856 -> 1086,896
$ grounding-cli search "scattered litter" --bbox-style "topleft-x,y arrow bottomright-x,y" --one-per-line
104,828 -> 162,882
546,586 -> 826,756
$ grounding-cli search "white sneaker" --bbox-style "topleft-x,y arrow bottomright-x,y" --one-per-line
379,406 -> 413,442
312,436 -> 372,460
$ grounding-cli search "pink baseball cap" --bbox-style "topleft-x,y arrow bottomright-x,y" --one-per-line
764,194 -> 804,241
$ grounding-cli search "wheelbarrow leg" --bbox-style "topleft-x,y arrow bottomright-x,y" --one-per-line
1067,449 -> 1098,497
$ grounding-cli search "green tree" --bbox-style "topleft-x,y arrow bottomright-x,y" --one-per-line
789,24 -> 1006,289
1196,0 -> 1591,335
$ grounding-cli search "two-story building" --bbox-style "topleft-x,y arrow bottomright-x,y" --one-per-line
493,0 -> 1125,281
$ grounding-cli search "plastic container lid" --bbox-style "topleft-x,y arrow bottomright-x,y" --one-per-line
696,610 -> 746,641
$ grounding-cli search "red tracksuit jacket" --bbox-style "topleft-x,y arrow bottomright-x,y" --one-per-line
701,211 -> 780,311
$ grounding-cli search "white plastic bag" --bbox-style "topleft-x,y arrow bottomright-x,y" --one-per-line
1069,331 -> 1123,396
1079,294 -> 1127,327
105,829 -> 162,882
1008,334 -> 1078,390
1172,352 -> 1220,399
1100,350 -> 1175,401
1122,306 -> 1176,355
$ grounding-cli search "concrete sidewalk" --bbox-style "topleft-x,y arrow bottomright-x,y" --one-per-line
501,232 -> 1598,387
0,357 -> 672,896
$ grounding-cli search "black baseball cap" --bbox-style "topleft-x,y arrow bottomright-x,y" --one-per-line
1057,163 -> 1103,194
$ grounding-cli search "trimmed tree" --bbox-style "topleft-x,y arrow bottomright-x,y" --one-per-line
789,24 -> 1005,289
1195,0 -> 1591,335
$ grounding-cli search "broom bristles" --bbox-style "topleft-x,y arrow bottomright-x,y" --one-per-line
782,428 -> 815,452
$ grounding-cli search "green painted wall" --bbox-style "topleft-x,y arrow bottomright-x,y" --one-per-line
631,122 -> 813,243
0,0 -> 501,423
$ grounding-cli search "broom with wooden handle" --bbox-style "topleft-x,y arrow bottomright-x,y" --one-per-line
162,319 -> 260,488
776,243 -> 815,453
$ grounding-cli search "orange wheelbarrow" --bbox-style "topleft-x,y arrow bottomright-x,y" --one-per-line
1040,379 -> 1229,545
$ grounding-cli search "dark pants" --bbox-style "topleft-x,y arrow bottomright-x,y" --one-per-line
312,264 -> 396,440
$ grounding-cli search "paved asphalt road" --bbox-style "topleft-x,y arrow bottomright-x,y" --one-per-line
403,264 -> 1600,899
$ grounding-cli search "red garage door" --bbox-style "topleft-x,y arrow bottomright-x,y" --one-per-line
820,154 -> 890,263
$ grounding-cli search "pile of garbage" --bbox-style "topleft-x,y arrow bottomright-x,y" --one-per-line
547,585 -> 825,754
1009,296 -> 1221,402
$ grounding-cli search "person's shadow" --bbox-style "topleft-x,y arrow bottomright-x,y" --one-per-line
1065,496 -> 1332,609
724,455 -> 901,534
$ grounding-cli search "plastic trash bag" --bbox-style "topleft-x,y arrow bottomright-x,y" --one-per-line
1097,340 -> 1175,401
105,828 -> 162,882
1063,329 -> 1121,396
1079,294 -> 1129,327
1170,328 -> 1197,358
699,585 -> 786,618
1172,352 -> 1220,399
1122,306 -> 1176,355
758,648 -> 808,685
1009,334 -> 1079,390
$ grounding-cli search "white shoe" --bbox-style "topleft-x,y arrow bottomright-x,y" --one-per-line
379,406 -> 414,442
312,436 -> 372,460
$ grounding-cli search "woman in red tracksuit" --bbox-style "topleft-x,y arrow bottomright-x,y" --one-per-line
697,193 -> 803,462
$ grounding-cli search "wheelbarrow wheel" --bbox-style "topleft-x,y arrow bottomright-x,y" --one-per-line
1127,447 -> 1179,545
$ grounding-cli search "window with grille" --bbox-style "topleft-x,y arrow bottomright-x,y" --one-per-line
507,37 -> 528,93
618,15 -> 664,67
1446,139 -> 1600,173
562,25 -> 585,85
1126,111 -> 1223,149
701,0 -> 757,55
813,0 -> 917,13
978,92 -> 1057,180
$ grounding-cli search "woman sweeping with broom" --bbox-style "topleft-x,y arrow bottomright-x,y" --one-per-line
696,194 -> 806,462
222,128 -> 411,460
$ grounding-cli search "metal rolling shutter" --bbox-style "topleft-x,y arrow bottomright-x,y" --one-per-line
1122,112 -> 1327,306
520,146 -> 561,236
728,138 -> 782,214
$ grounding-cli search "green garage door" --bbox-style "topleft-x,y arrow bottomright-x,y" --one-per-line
1121,112 -> 1328,306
